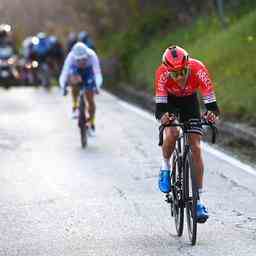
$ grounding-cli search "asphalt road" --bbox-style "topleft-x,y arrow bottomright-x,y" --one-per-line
0,87 -> 256,256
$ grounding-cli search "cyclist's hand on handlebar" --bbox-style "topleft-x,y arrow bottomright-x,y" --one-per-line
203,111 -> 218,124
62,87 -> 68,96
160,112 -> 176,125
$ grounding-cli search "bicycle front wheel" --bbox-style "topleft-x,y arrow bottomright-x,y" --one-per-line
80,125 -> 87,148
78,94 -> 87,148
171,149 -> 184,236
184,150 -> 198,245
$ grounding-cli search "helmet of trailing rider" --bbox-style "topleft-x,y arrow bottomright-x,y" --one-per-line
68,32 -> 77,41
72,42 -> 89,60
0,29 -> 7,38
49,35 -> 57,44
78,31 -> 88,42
0,24 -> 8,38
0,24 -> 11,34
162,45 -> 189,71
37,32 -> 48,42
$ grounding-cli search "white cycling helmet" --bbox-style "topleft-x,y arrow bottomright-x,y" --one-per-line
72,42 -> 89,60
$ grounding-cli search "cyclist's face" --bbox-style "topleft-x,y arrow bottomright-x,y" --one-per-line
169,67 -> 188,83
77,58 -> 87,68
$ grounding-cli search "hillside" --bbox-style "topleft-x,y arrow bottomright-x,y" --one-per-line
107,7 -> 256,124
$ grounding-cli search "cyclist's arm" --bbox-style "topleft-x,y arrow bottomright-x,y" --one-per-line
89,50 -> 103,89
155,66 -> 169,120
59,52 -> 73,89
197,66 -> 220,116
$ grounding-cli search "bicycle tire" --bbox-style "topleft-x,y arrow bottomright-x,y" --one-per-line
78,94 -> 87,148
184,150 -> 198,245
38,64 -> 50,88
80,125 -> 87,148
171,149 -> 184,236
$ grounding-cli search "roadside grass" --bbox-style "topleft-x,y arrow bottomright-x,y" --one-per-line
131,10 -> 256,122
130,16 -> 222,91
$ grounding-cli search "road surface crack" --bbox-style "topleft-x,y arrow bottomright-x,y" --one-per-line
219,173 -> 256,196
113,186 -> 128,200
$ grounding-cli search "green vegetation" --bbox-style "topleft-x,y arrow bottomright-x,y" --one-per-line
190,10 -> 256,122
130,16 -> 223,90
103,8 -> 256,123
101,9 -> 176,79
132,10 -> 256,122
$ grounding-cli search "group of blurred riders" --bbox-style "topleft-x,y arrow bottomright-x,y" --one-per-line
0,24 -> 97,89
0,23 -> 102,136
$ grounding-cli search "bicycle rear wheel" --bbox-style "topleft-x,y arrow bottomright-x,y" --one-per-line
184,150 -> 198,245
78,94 -> 87,148
80,125 -> 87,148
171,149 -> 184,236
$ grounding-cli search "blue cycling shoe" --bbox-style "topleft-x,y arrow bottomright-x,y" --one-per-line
158,170 -> 171,193
196,202 -> 209,223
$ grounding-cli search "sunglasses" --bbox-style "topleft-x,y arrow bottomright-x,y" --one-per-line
169,68 -> 188,79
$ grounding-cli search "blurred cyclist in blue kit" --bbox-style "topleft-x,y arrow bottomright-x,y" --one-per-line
59,42 -> 103,136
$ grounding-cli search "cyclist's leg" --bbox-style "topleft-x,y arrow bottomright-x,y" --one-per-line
84,90 -> 96,128
180,94 -> 208,221
159,95 -> 180,193
162,126 -> 179,160
69,75 -> 82,113
188,133 -> 204,189
162,94 -> 180,165
159,125 -> 180,193
188,133 -> 208,221
71,83 -> 79,112
178,93 -> 203,188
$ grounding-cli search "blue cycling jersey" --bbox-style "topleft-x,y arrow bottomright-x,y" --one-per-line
70,65 -> 96,91
59,43 -> 103,91
33,38 -> 51,61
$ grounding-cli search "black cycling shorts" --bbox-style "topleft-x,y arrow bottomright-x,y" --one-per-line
167,93 -> 203,135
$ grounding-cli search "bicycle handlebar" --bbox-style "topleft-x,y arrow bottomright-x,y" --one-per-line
158,119 -> 218,146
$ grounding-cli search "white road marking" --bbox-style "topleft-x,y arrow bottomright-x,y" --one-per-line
118,100 -> 156,122
203,143 -> 256,177
116,95 -> 256,176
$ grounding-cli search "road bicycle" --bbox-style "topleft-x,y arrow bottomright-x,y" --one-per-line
159,118 -> 217,245
78,93 -> 87,148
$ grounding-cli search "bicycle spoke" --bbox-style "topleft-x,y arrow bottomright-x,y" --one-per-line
79,95 -> 87,148
170,151 -> 184,236
184,152 -> 197,245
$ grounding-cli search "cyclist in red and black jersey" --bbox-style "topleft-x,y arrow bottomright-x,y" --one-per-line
155,45 -> 220,223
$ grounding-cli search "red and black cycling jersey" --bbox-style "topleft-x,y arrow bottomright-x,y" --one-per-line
155,58 -> 217,104
154,58 -> 220,120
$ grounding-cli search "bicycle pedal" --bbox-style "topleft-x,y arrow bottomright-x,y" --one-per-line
165,194 -> 172,203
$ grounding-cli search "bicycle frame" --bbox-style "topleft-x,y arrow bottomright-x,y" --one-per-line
159,118 -> 217,245
78,93 -> 87,148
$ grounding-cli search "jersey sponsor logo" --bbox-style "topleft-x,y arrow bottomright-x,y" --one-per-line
158,71 -> 169,92
196,69 -> 211,87
155,96 -> 168,103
